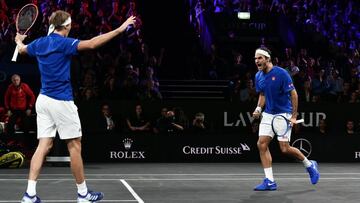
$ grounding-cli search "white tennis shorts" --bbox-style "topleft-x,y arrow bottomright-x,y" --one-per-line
36,94 -> 82,140
259,112 -> 292,142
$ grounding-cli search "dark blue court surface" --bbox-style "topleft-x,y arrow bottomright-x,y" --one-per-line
0,163 -> 359,203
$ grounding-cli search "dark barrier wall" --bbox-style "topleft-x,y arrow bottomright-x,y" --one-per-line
74,101 -> 360,163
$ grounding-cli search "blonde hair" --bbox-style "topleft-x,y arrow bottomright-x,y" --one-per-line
49,10 -> 71,31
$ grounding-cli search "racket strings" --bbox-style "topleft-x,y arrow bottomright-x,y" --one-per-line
272,116 -> 289,136
17,7 -> 37,31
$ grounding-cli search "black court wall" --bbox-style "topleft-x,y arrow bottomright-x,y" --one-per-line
73,101 -> 360,163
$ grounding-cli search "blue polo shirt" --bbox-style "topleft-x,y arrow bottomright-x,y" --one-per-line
26,33 -> 80,101
255,66 -> 295,114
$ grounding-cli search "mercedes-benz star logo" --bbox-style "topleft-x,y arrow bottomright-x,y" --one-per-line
291,138 -> 312,158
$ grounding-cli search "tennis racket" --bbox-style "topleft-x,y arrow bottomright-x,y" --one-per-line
271,115 -> 304,137
11,4 -> 38,62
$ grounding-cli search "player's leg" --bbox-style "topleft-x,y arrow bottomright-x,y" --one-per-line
56,99 -> 104,202
258,136 -> 273,171
22,94 -> 56,203
278,130 -> 319,185
21,138 -> 53,203
66,138 -> 85,183
254,112 -> 277,191
65,138 -> 103,202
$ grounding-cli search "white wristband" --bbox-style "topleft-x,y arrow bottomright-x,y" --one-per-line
255,106 -> 262,113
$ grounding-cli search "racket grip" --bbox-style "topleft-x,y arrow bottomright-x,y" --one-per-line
11,45 -> 19,62
295,119 -> 304,124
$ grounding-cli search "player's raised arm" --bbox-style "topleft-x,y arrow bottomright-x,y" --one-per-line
77,16 -> 136,51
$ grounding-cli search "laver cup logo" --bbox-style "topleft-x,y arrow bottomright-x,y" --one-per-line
110,138 -> 146,159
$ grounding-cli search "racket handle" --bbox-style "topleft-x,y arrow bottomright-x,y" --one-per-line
11,45 -> 19,62
295,119 -> 304,124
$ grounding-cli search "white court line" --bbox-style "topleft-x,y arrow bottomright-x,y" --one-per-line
1,177 -> 360,181
120,179 -> 144,203
0,200 -> 136,202
1,173 -> 360,176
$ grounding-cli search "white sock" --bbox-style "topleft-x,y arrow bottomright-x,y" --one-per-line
302,157 -> 312,168
26,180 -> 37,196
77,181 -> 88,196
264,167 -> 274,182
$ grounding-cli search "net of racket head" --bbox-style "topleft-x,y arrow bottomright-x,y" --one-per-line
12,4 -> 38,62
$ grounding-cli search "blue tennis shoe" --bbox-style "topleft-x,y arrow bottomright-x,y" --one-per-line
77,190 -> 104,202
306,160 -> 320,184
254,178 -> 277,191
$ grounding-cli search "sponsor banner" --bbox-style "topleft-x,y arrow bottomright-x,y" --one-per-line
109,138 -> 146,159
355,152 -> 360,159
182,143 -> 250,155
75,101 -> 360,162
79,132 -> 360,162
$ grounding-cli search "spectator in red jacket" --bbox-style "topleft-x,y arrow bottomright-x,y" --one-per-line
4,74 -> 35,137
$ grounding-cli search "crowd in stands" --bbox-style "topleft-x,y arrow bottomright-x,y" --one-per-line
1,0 -> 360,136
0,0 -> 163,102
187,0 -> 360,104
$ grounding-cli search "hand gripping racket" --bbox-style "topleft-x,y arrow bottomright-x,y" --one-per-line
11,4 -> 38,62
271,115 -> 304,137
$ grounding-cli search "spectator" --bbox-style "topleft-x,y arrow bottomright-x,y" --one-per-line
317,118 -> 328,137
100,76 -> 120,100
228,52 -> 248,82
288,60 -> 300,77
120,64 -> 140,100
140,66 -> 159,91
166,110 -> 185,133
327,69 -> 344,101
298,79 -> 312,103
139,80 -> 162,101
311,69 -> 329,99
345,120 -> 355,136
239,79 -> 257,103
153,107 -> 169,134
348,91 -> 359,103
80,87 -> 97,102
172,107 -> 189,130
153,108 -> 185,135
338,82 -> 351,103
97,103 -> 117,134
126,104 -> 151,134
4,74 -> 35,138
190,112 -> 207,134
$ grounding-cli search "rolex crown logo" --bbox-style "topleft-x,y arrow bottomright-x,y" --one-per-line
123,138 -> 133,150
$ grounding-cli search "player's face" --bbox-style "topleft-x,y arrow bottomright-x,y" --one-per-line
254,54 -> 268,71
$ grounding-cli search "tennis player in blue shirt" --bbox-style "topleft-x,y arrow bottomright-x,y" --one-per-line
15,10 -> 136,203
252,47 -> 320,191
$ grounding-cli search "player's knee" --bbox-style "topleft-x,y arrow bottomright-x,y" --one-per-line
257,141 -> 267,151
279,145 -> 289,154
37,142 -> 53,155
67,139 -> 82,153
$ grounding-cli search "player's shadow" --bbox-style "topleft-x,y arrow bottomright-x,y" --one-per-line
239,189 -> 316,203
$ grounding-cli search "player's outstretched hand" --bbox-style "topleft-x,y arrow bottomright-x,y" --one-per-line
118,16 -> 136,33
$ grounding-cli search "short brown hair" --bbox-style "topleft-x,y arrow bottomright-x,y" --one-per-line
49,10 -> 71,30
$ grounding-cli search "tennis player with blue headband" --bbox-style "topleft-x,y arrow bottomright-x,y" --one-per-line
252,47 -> 320,191
15,10 -> 136,203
